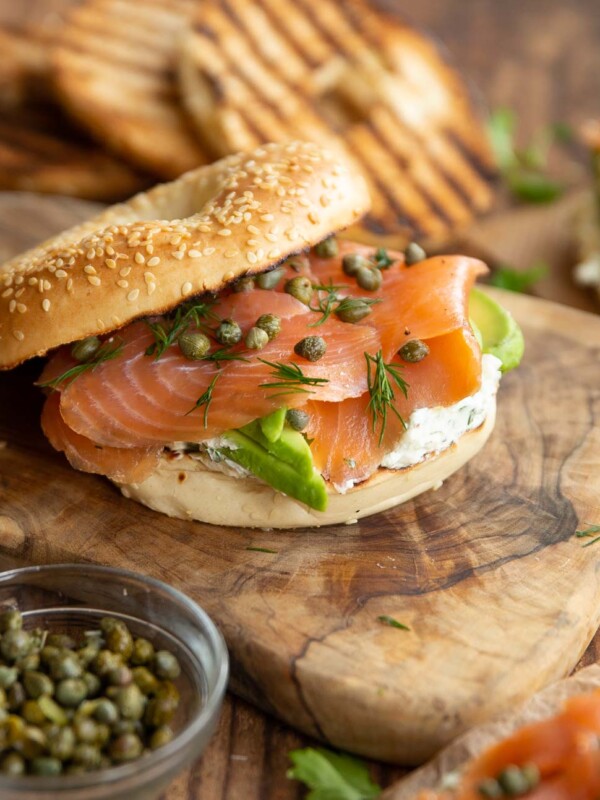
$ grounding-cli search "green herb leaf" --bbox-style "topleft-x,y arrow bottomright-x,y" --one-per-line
258,359 -> 329,396
377,615 -> 411,631
246,546 -> 278,554
489,261 -> 547,293
487,108 -> 517,171
575,525 -> 600,548
186,372 -> 220,426
40,338 -> 124,390
145,299 -> 217,359
287,748 -> 381,800
308,282 -> 349,327
551,121 -> 574,143
201,348 -> 250,364
506,170 -> 563,203
373,247 -> 394,269
365,351 -> 409,446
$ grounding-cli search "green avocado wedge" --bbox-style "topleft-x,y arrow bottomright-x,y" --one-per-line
259,407 -> 287,442
469,287 -> 524,372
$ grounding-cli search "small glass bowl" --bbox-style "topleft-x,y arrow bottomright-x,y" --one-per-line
0,563 -> 228,800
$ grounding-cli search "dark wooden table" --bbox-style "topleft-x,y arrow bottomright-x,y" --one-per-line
1,1 -> 599,797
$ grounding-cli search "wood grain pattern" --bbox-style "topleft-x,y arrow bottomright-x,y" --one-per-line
1,196 -> 600,783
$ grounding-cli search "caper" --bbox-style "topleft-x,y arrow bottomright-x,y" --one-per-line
38,696 -> 68,726
8,682 -> 26,711
71,336 -> 101,362
16,725 -> 46,759
232,276 -> 255,293
294,335 -> 327,362
55,678 -> 88,708
74,716 -> 99,743
398,339 -> 430,363
497,765 -> 531,795
83,671 -> 101,698
404,241 -> 427,266
153,651 -> 181,681
92,650 -> 123,678
144,682 -> 179,727
23,699 -> 46,725
131,638 -> 154,666
245,326 -> 269,350
46,633 -> 76,650
178,331 -> 211,360
23,671 -> 54,700
48,724 -> 76,760
103,620 -> 133,659
40,645 -> 61,665
115,684 -> 146,721
256,313 -> 281,340
3,713 -> 26,744
1,629 -> 32,662
284,275 -> 313,305
286,409 -> 310,431
342,252 -> 371,276
72,743 -> 102,769
0,751 -> 25,775
215,318 -> 242,346
520,763 -> 540,789
0,609 -> 22,633
256,268 -> 284,290
110,732 -> 143,763
111,719 -> 142,737
355,266 -> 382,291
132,667 -> 160,696
107,665 -> 133,687
334,299 -> 372,324
31,756 -> 63,776
16,652 -> 40,672
0,666 -> 18,689
150,724 -> 174,750
93,698 -> 119,725
0,687 -> 5,709
314,236 -> 338,258
49,652 -> 82,681
477,778 -> 503,798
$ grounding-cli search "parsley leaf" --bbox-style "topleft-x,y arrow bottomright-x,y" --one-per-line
287,748 -> 381,800
489,261 -> 547,293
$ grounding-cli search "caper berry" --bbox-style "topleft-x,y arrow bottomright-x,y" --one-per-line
110,732 -> 143,763
115,684 -> 146,721
131,638 -> 154,666
284,275 -> 313,305
294,335 -> 327,362
0,609 -> 23,633
103,620 -> 133,659
132,666 -> 160,696
314,236 -> 338,258
232,276 -> 255,293
216,318 -> 242,346
56,678 -> 88,708
0,666 -> 18,689
31,756 -> 63,776
404,241 -> 427,266
23,671 -> 54,700
153,651 -> 181,681
150,724 -> 174,749
1,629 -> 32,662
355,266 -> 382,292
286,409 -> 310,432
256,268 -> 284,290
256,313 -> 281,340
245,326 -> 269,350
398,339 -> 430,363
71,336 -> 101,362
335,299 -> 372,324
0,751 -> 25,775
342,253 -> 371,276
178,331 -> 211,360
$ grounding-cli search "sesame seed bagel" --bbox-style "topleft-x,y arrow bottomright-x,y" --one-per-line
0,141 -> 369,369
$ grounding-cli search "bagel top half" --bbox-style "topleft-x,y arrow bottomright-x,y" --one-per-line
0,140 -> 370,370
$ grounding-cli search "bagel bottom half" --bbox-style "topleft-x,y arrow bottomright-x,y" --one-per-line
117,405 -> 496,529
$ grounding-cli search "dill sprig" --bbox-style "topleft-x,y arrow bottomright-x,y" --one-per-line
374,247 -> 394,269
377,615 -> 411,631
145,299 -> 217,359
308,282 -> 348,326
186,372 -> 220,427
258,359 -> 329,397
365,351 -> 409,446
201,348 -> 249,365
40,338 -> 124,390
575,525 -> 600,548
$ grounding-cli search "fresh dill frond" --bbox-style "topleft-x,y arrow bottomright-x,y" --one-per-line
186,372 -> 220,427
145,299 -> 217,359
258,359 -> 329,397
377,615 -> 411,631
365,350 -> 409,446
308,281 -> 348,327
201,348 -> 250,364
374,247 -> 394,269
40,338 -> 124,390
575,525 -> 600,548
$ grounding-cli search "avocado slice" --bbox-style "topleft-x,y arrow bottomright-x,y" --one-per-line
259,407 -> 287,442
469,288 -> 524,372
232,420 -> 314,479
222,429 -> 328,511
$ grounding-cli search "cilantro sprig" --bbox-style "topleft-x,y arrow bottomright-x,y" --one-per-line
365,351 -> 409,446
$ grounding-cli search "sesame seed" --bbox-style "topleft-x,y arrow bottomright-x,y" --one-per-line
67,279 -> 74,292
247,225 -> 260,235
268,249 -> 281,259
146,244 -> 154,255
106,246 -> 115,256
147,256 -> 160,267
127,289 -> 140,302
248,239 -> 260,247
15,288 -> 25,298
135,253 -> 145,265
9,300 -> 16,313
173,252 -> 184,261
308,211 -> 320,224
15,276 -> 24,285
117,280 -> 129,289
224,250 -> 238,259
170,235 -> 182,246
147,282 -> 156,295
86,249 -> 96,260
1,288 -> 13,298
144,272 -> 156,283
105,259 -> 117,270
84,265 -> 97,275
203,247 -> 215,256
247,252 -> 257,264
265,233 -> 278,242
42,299 -> 51,312
87,276 -> 101,287
188,250 -> 202,259
181,281 -> 193,295
17,303 -> 27,313
43,280 -> 51,291
13,330 -> 24,342
56,258 -> 64,267
217,229 -> 232,237
261,215 -> 274,223
299,198 -> 311,207
199,225 -> 211,233
56,270 -> 68,279
120,267 -> 132,277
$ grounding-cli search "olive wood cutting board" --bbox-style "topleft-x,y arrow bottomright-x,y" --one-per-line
1,194 -> 600,765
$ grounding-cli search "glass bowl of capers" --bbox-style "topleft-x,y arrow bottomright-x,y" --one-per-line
0,563 -> 228,799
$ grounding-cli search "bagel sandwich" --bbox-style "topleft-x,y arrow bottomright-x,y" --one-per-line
0,141 -> 523,528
